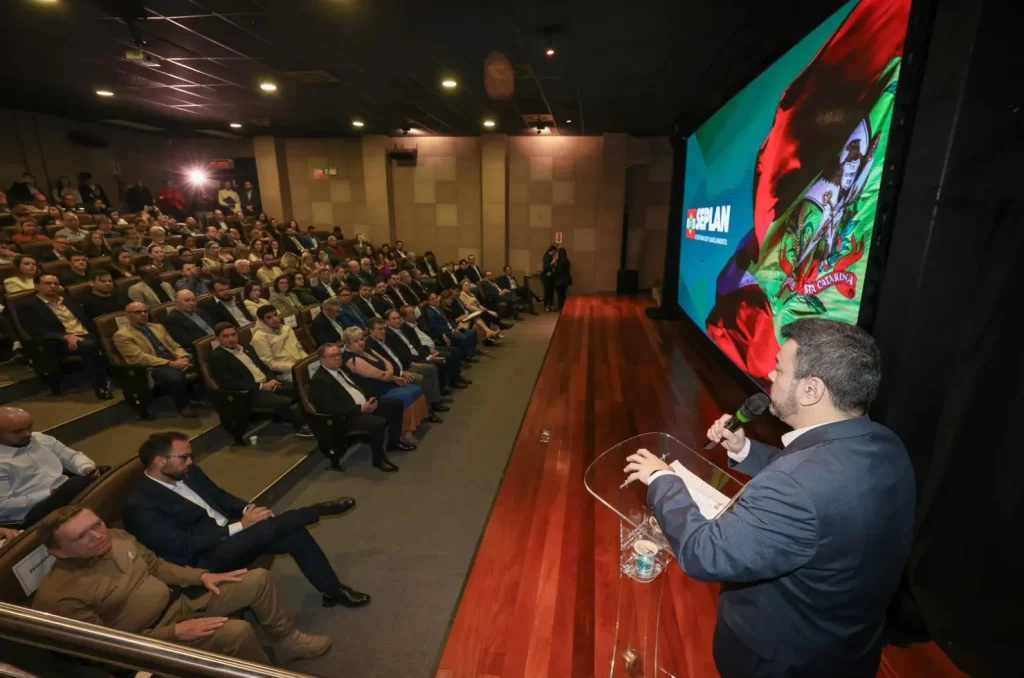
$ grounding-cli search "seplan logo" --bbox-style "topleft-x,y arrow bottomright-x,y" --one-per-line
684,205 -> 731,245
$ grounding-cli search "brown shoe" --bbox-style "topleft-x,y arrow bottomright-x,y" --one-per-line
275,629 -> 332,664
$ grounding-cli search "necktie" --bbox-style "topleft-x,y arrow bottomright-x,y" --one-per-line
138,325 -> 175,361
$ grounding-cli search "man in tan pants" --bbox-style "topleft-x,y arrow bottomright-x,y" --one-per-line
33,506 -> 329,665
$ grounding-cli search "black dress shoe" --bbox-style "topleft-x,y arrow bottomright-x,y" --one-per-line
449,381 -> 468,389
322,586 -> 371,608
458,378 -> 473,385
484,338 -> 497,347
389,440 -> 417,451
95,388 -> 113,401
439,388 -> 452,397
498,322 -> 513,330
314,497 -> 356,516
427,413 -> 443,424
372,458 -> 399,473
463,357 -> 479,363
433,403 -> 450,412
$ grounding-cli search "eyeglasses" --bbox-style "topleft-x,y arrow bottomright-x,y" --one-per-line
166,453 -> 193,461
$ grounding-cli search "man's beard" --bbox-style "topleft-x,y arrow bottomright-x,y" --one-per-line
164,468 -> 188,481
769,382 -> 800,420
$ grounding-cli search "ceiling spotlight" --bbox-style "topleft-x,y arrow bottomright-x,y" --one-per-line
259,81 -> 277,92
229,122 -> 242,129
441,79 -> 457,89
186,168 -> 208,185
545,46 -> 555,57
483,120 -> 496,128
566,119 -> 572,123
352,120 -> 365,128
95,89 -> 114,97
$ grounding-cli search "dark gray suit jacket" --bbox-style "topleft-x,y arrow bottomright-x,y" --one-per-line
648,417 -> 915,664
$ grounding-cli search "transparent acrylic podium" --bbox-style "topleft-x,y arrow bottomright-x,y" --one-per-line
584,433 -> 746,677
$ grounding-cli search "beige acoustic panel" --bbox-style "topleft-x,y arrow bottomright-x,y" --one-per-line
307,177 -> 330,202
311,201 -> 333,225
573,202 -> 597,230
529,204 -> 552,229
306,155 -> 328,174
508,155 -> 530,182
435,181 -> 458,204
436,203 -> 458,227
508,248 -> 532,274
414,176 -> 436,204
331,203 -> 354,226
434,156 -> 457,182
509,181 -> 529,205
435,225 -> 458,251
530,156 -> 553,182
551,205 -> 573,232
552,181 -> 575,206
529,181 -> 553,204
352,203 -> 369,226
329,180 -> 352,203
573,227 -> 596,252
415,204 -> 436,228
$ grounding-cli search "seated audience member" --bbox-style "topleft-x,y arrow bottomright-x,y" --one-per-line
458,279 -> 508,331
279,250 -> 299,272
251,306 -> 307,383
396,270 -> 423,304
479,270 -> 521,319
418,250 -> 440,279
498,264 -> 539,307
312,298 -> 349,346
54,213 -> 87,245
177,245 -> 197,268
438,261 -> 460,290
298,251 -> 318,277
423,291 -> 478,358
465,254 -> 483,283
52,176 -> 81,205
393,240 -> 409,260
400,303 -> 472,373
353,282 -> 382,320
83,230 -> 112,258
82,270 -> 130,318
0,241 -> 19,266
114,302 -> 200,417
181,216 -> 201,235
164,290 -> 215,349
14,192 -> 49,217
337,286 -> 368,329
343,259 -> 365,290
339,326 -> 429,441
229,258 -> 255,288
128,265 -> 175,308
0,190 -> 11,225
299,225 -> 319,250
243,281 -> 271,317
11,219 -> 49,244
248,238 -> 266,261
323,235 -> 346,262
175,262 -> 211,296
18,274 -> 112,399
374,251 -> 392,281
310,268 -> 338,302
38,235 -> 72,263
358,256 -> 378,284
353,232 -> 371,251
149,226 -> 177,254
0,407 -> 99,526
148,243 -> 175,273
210,278 -> 253,327
257,252 -> 284,286
4,254 -> 38,294
279,221 -> 308,255
107,247 -> 137,280
207,323 -> 313,438
310,344 -> 413,472
122,230 -> 149,255
221,226 -> 245,249
78,171 -> 109,206
269,239 -> 282,259
269,274 -> 304,314
44,204 -> 64,224
389,307 -> 468,389
385,273 -> 417,309
202,242 -> 232,269
8,172 -> 41,205
123,431 -> 365,604
366,316 -> 447,414
33,505 -> 330,664
58,251 -> 92,287
290,272 -> 319,307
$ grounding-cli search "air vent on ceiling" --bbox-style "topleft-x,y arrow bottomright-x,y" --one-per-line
197,129 -> 243,139
284,70 -> 339,85
102,119 -> 165,132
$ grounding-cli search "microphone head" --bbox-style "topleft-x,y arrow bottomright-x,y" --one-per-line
742,393 -> 772,418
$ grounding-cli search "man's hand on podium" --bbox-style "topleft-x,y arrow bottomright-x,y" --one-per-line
624,448 -> 671,486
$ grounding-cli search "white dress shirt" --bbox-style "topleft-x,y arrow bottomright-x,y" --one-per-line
145,472 -> 245,536
0,433 -> 95,521
390,327 -> 418,355
406,321 -> 436,349
219,298 -> 249,325
325,367 -> 366,405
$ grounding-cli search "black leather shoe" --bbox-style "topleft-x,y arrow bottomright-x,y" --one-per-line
483,338 -> 498,347
463,357 -> 479,363
95,388 -> 113,401
439,388 -> 452,397
315,497 -> 356,516
433,404 -> 450,412
427,413 -> 443,424
389,440 -> 417,451
458,378 -> 473,385
449,381 -> 468,389
322,586 -> 371,608
372,458 -> 399,473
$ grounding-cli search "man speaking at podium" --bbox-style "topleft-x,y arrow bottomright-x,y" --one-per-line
625,319 -> 915,678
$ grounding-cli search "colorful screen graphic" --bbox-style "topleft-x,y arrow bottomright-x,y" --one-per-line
676,0 -> 911,382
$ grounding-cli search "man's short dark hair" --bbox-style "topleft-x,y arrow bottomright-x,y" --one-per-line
39,505 -> 88,548
214,321 -> 235,336
367,317 -> 386,331
92,270 -> 112,281
69,250 -> 87,261
256,304 -> 277,321
211,277 -> 230,289
138,431 -> 190,468
780,319 -> 881,415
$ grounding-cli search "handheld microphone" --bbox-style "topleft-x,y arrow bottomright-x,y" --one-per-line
704,393 -> 771,449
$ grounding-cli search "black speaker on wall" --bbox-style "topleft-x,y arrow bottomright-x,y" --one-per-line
616,269 -> 639,295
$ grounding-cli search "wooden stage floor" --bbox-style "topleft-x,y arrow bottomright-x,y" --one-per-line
436,296 -> 966,678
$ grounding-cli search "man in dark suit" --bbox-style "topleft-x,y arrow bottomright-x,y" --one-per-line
209,279 -> 254,327
228,259 -> 256,289
353,282 -> 381,320
309,344 -> 417,472
423,291 -> 477,358
238,180 -> 261,216
336,288 -> 368,329
17,274 -> 111,399
396,270 -> 423,304
465,255 -> 483,283
162,290 -> 215,350
417,251 -> 440,279
370,281 -> 396,317
497,265 -> 539,312
312,299 -> 348,345
478,270 -> 520,320
207,324 -> 313,439
386,307 -> 468,390
342,260 -> 365,292
122,431 -> 369,608
384,273 -> 416,308
36,235 -> 72,263
279,224 -> 307,256
438,262 -> 460,291
625,319 -> 915,678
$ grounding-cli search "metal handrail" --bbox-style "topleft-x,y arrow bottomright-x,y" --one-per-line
0,602 -> 319,678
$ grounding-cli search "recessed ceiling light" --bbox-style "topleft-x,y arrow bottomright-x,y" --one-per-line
545,47 -> 556,57
483,120 -> 496,128
259,81 -> 277,92
566,119 -> 572,123
352,120 -> 365,128
95,89 -> 114,97
229,122 -> 242,129
441,79 -> 457,89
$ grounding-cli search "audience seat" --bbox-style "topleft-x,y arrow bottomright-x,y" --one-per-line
130,254 -> 150,269
147,301 -> 174,327
160,270 -> 183,289
7,290 -> 82,393
90,256 -> 111,271
41,260 -> 69,278
194,329 -> 256,445
65,282 -> 91,303
95,312 -> 171,419
0,264 -> 14,284
19,241 -> 53,260
77,214 -> 94,226
114,276 -> 140,296
292,354 -> 368,471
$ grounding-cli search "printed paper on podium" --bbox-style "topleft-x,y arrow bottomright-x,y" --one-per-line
668,460 -> 731,519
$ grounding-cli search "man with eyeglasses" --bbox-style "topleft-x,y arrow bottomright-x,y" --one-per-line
113,302 -> 200,417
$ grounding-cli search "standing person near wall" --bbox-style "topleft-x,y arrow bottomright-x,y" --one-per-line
552,247 -> 572,311
541,244 -> 557,312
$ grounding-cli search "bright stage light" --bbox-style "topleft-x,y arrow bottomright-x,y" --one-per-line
186,168 -> 208,184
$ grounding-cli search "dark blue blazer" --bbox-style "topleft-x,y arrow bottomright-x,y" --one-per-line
648,417 -> 915,662
339,304 -> 367,329
122,466 -> 248,567
423,305 -> 455,339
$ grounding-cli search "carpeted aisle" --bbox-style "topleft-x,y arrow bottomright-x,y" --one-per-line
267,313 -> 559,677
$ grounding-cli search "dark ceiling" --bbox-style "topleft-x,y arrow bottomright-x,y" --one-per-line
3,0 -> 846,138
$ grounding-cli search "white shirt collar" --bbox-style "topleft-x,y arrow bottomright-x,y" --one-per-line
145,471 -> 178,490
780,421 -> 831,448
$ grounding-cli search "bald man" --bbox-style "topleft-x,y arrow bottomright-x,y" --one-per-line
163,289 -> 216,351
0,407 -> 99,526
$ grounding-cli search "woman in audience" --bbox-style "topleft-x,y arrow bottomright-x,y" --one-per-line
108,248 -> 136,280
299,251 -> 319,277
52,176 -> 81,205
290,272 -> 319,307
316,249 -> 334,270
147,244 -> 174,273
379,244 -> 395,263
269,238 -> 281,259
257,211 -> 269,223
269,274 -> 303,314
4,255 -> 38,293
11,220 -> 49,244
243,281 -> 271,316
280,250 -> 299,273
248,238 -> 265,262
440,288 -> 499,344
109,210 -> 128,226
45,205 -> 64,225
84,230 -> 112,258
458,279 -> 505,332
374,250 -> 392,281
181,235 -> 196,251
202,241 -> 233,268
340,326 -> 427,444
